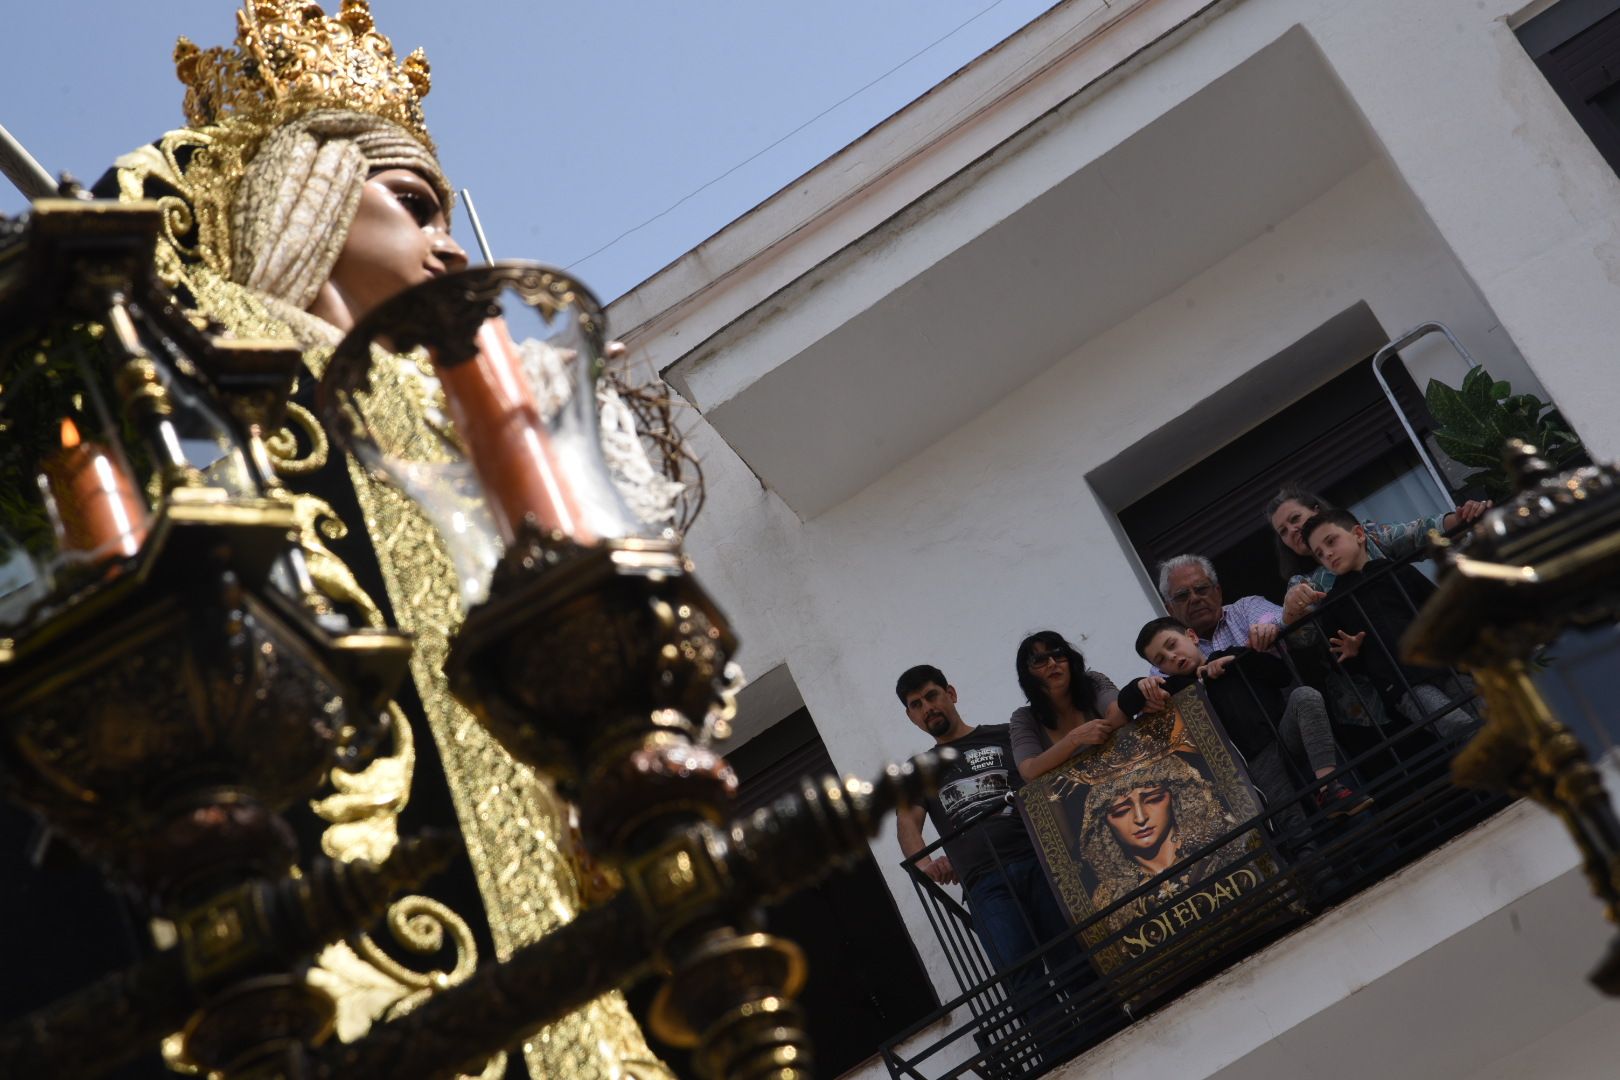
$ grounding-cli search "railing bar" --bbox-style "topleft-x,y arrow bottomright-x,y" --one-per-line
914,872 -> 980,1002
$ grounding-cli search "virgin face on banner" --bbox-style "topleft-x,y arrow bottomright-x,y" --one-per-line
1019,687 -> 1282,997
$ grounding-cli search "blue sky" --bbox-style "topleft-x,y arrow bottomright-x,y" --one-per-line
2,1 -> 1055,302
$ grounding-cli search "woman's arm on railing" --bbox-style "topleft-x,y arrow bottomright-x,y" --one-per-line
1016,717 -> 1115,781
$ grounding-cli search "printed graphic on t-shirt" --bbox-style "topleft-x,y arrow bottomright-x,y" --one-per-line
938,744 -> 1013,827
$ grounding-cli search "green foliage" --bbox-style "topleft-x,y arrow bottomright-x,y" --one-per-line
1424,367 -> 1586,500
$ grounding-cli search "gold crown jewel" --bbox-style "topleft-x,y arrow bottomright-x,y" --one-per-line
1068,708 -> 1195,787
175,0 -> 434,150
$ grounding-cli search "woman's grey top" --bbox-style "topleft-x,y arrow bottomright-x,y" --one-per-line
1008,669 -> 1120,769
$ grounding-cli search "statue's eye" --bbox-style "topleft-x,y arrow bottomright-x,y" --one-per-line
394,188 -> 437,226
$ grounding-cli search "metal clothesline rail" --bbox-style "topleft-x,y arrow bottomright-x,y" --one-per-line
1369,320 -> 1481,513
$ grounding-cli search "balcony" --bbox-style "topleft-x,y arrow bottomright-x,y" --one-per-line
881,545 -> 1619,1079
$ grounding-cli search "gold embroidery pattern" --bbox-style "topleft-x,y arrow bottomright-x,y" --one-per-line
313,702 -> 412,861
309,896 -> 477,1039
291,490 -> 385,626
310,895 -> 502,1079
348,349 -> 668,1078
114,134 -> 218,293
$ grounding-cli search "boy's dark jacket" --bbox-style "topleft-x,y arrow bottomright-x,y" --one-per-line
1119,647 -> 1290,759
1320,557 -> 1447,696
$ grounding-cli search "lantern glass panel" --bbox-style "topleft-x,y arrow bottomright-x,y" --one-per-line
0,324 -> 150,626
321,264 -> 663,609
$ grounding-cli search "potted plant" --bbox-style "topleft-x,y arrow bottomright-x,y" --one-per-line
1425,367 -> 1587,500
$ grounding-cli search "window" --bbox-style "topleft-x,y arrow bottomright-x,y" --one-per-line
1519,0 -> 1620,178
1117,354 -> 1448,604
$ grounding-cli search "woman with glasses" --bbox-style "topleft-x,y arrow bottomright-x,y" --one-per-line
1010,631 -> 1125,780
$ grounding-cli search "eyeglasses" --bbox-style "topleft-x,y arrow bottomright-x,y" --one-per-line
1026,651 -> 1069,671
1168,583 -> 1216,605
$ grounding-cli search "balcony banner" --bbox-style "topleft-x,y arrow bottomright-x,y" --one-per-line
1018,685 -> 1288,1007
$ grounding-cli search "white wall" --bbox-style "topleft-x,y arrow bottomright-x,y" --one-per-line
659,0 -> 1620,1064
1313,0 -> 1620,463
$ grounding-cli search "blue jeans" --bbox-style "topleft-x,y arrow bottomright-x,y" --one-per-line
966,856 -> 1112,1048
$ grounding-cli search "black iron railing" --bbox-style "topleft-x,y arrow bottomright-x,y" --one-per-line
882,549 -> 1529,1079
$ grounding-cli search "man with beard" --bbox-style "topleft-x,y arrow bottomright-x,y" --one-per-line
894,666 -> 1113,1056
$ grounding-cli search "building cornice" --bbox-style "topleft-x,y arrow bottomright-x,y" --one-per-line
608,0 -> 1230,374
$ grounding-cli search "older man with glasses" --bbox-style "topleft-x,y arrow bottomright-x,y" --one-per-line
1159,554 -> 1290,653
1149,555 -> 1368,828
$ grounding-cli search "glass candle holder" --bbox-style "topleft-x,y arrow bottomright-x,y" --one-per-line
319,263 -> 655,607
0,321 -> 148,625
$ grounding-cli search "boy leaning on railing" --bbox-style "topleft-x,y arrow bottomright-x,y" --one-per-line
1302,509 -> 1482,739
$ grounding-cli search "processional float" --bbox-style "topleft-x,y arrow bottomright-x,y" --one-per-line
0,133 -> 945,1080
3,2 -> 1618,1075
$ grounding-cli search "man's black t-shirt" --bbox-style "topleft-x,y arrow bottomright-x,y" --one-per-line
1117,647 -> 1291,759
924,725 -> 1034,888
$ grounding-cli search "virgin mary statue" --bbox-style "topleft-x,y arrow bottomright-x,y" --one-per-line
43,2 -> 685,1075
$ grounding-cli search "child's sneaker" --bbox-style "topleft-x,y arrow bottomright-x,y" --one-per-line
1316,781 -> 1373,818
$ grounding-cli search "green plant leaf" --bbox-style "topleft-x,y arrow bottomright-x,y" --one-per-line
1426,378 -> 1490,438
1465,367 -> 1498,413
1434,434 -> 1507,469
1426,369 -> 1586,498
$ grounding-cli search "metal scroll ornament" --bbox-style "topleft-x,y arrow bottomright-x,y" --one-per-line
1403,440 -> 1620,992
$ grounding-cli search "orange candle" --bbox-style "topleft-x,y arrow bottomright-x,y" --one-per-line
434,319 -> 595,546
40,418 -> 148,562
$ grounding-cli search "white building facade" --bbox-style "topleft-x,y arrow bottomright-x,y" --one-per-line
610,0 -> 1620,1076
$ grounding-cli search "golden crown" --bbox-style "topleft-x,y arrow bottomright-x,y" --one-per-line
174,0 -> 433,149
1066,701 -> 1197,788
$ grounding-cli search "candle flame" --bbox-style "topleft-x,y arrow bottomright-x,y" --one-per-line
60,417 -> 82,449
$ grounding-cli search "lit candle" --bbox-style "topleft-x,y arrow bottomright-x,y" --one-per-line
39,418 -> 149,562
434,319 -> 595,546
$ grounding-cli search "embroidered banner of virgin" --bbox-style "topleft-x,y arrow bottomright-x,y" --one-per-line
1018,686 -> 1286,1006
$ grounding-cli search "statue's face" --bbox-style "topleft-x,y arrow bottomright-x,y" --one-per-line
1106,783 -> 1174,856
324,167 -> 467,323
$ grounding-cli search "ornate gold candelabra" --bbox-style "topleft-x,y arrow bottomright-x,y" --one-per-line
0,200 -> 950,1079
0,195 -> 437,1077
1404,441 -> 1620,992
